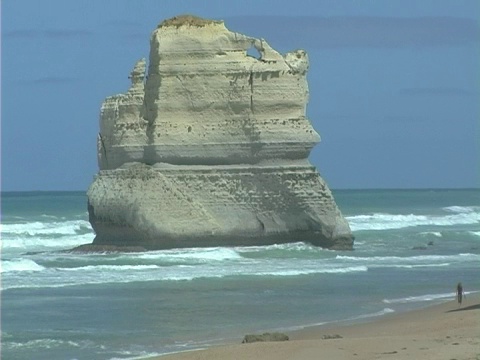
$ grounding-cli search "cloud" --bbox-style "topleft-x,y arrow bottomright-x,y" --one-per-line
101,19 -> 150,44
103,19 -> 142,29
222,16 -> 480,49
121,32 -> 150,42
384,115 -> 424,123
27,76 -> 78,85
43,29 -> 91,39
316,113 -> 356,122
399,87 -> 475,96
4,29 -> 38,38
4,29 -> 92,40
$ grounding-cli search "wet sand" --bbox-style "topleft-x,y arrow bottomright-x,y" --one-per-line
151,295 -> 480,360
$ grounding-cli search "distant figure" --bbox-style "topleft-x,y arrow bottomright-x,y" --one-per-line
456,282 -> 465,305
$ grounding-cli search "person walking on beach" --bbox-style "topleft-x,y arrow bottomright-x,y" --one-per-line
456,282 -> 465,305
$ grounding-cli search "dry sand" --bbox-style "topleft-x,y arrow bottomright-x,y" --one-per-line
149,295 -> 479,360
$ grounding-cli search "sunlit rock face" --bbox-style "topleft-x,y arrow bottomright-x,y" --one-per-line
87,15 -> 353,250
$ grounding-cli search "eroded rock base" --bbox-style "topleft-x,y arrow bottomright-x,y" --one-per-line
87,162 -> 353,250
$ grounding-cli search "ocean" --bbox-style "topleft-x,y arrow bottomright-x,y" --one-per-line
1,189 -> 479,360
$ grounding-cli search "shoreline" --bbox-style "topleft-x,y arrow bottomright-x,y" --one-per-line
149,295 -> 480,360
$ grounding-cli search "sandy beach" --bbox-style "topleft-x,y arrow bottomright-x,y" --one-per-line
152,295 -> 480,360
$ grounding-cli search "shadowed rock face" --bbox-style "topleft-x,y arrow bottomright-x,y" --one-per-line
87,15 -> 353,250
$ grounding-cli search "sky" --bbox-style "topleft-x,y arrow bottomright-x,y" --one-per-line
2,0 -> 479,191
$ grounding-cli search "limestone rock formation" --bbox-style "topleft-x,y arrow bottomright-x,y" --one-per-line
87,15 -> 353,250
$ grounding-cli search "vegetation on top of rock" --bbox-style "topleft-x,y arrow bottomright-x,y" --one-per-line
158,15 -> 223,28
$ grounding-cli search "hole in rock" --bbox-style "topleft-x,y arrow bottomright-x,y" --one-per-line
187,126 -> 192,133
246,45 -> 261,59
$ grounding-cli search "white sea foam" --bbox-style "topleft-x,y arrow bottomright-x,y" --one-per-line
1,233 -> 94,251
2,339 -> 82,350
95,243 -> 321,265
420,231 -> 443,237
40,214 -> 61,220
470,231 -> 480,237
60,264 -> 161,271
336,253 -> 479,263
335,253 -> 479,270
1,219 -> 94,251
347,208 -> 480,231
1,219 -> 93,237
350,308 -> 395,320
383,292 -> 453,304
137,247 -> 242,262
236,242 -> 317,252
387,263 -> 450,268
1,258 -> 45,273
443,206 -> 479,213
108,351 -> 163,360
256,265 -> 368,277
1,260 -> 368,290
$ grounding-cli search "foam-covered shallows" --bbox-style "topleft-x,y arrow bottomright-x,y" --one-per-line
87,15 -> 353,250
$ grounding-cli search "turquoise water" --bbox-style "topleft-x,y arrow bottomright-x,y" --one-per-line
1,189 -> 479,359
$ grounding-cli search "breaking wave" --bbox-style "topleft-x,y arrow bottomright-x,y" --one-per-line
1,258 -> 45,273
1,219 -> 94,251
137,247 -> 242,262
347,206 -> 480,231
1,258 -> 368,291
336,253 -> 479,265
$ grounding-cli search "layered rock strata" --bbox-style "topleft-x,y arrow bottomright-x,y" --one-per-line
87,15 -> 353,250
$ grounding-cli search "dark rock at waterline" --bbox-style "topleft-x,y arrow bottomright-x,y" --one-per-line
242,332 -> 289,343
23,251 -> 47,256
67,244 -> 147,253
321,334 -> 343,340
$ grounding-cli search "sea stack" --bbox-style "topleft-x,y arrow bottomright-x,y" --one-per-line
86,15 -> 353,250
